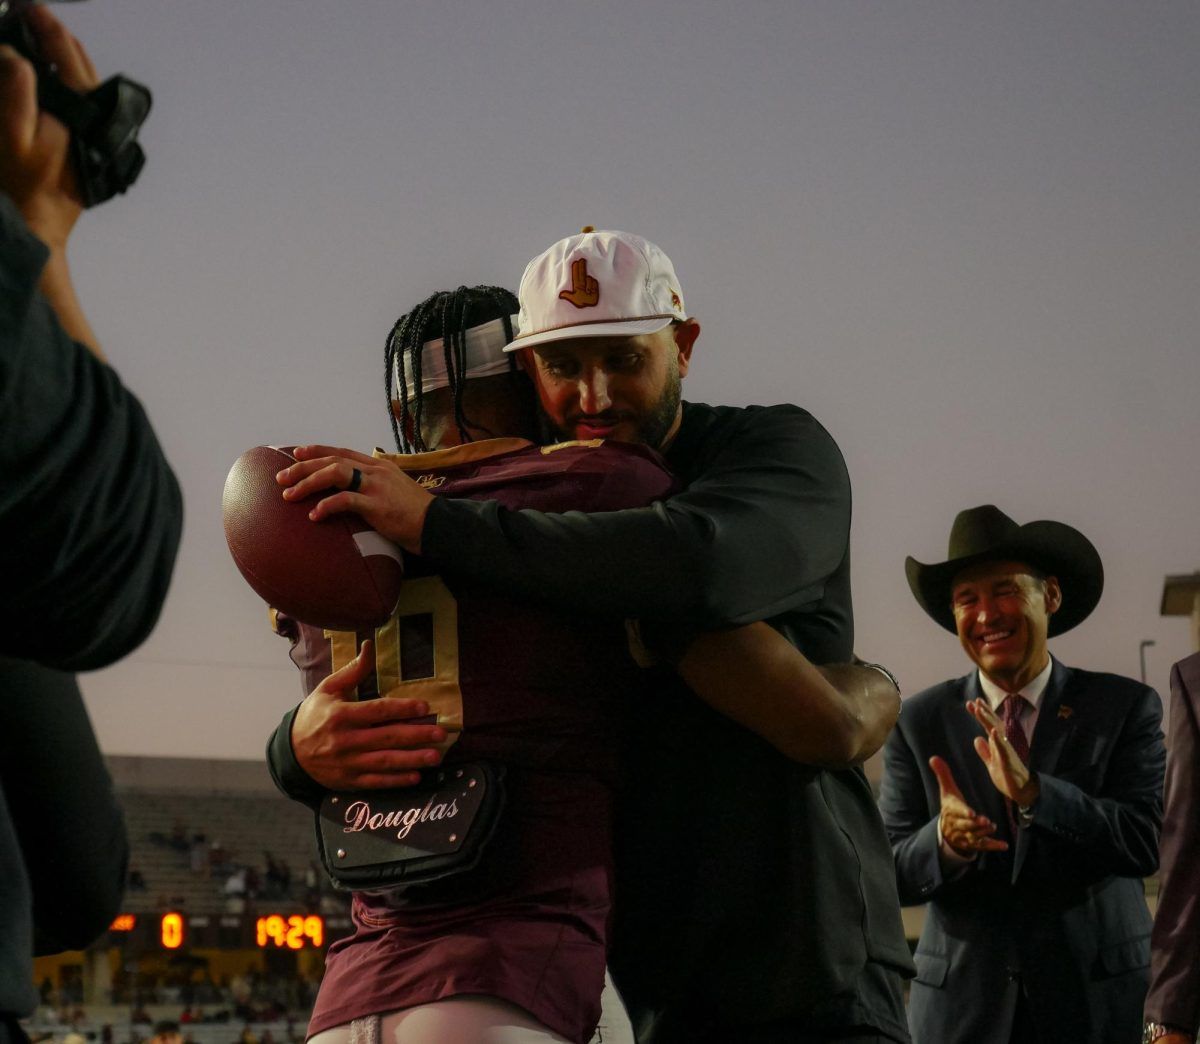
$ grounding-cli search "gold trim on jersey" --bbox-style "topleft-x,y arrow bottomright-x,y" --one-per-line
373,438 -> 533,472
325,629 -> 362,698
540,439 -> 605,454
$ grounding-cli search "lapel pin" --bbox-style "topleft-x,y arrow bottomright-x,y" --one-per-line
1057,705 -> 1073,720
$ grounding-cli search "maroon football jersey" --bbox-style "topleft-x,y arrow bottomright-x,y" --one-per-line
274,438 -> 675,1044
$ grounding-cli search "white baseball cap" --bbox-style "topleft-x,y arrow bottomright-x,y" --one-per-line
507,228 -> 687,352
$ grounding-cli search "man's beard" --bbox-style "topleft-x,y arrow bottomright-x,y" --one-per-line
634,372 -> 682,448
537,372 -> 682,449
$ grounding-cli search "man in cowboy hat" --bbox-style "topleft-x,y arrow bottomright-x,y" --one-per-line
878,505 -> 1165,1044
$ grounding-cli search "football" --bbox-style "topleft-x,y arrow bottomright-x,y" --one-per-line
222,445 -> 404,631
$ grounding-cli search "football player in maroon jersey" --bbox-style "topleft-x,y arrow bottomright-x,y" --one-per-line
280,229 -> 916,1044
270,284 -> 902,1044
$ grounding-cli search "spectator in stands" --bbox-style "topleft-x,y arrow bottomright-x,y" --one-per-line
302,863 -> 319,906
188,835 -> 207,875
263,854 -> 291,898
230,975 -> 251,1016
222,869 -> 247,914
168,820 -> 188,853
147,1021 -> 181,1044
208,842 -> 230,879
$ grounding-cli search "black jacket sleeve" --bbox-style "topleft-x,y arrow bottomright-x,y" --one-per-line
265,705 -> 327,809
0,196 -> 182,671
0,659 -> 128,954
421,404 -> 850,630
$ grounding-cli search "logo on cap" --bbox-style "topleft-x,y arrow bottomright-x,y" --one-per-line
558,258 -> 600,309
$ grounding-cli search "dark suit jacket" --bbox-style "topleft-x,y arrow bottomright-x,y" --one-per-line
879,658 -> 1164,1044
1145,651 -> 1200,1035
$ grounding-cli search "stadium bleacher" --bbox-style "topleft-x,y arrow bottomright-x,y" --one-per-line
28,756 -> 348,1042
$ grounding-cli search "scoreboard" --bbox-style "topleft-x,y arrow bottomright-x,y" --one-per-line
107,911 -> 347,950
255,914 -> 324,949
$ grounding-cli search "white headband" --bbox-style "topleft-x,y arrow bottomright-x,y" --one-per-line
396,315 -> 518,396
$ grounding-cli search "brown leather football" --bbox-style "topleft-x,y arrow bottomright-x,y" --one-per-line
222,445 -> 403,631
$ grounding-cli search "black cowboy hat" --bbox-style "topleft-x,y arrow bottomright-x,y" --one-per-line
905,504 -> 1104,637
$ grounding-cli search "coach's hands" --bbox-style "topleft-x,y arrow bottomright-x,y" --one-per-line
291,640 -> 447,791
931,755 -> 1008,859
277,446 -> 432,554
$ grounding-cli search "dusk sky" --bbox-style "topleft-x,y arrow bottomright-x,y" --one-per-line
63,0 -> 1199,760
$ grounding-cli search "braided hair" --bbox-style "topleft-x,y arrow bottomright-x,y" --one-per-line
384,285 -> 518,452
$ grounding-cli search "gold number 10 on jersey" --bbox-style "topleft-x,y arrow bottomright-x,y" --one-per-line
325,576 -> 464,745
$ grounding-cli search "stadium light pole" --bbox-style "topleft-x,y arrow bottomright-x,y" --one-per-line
1139,639 -> 1156,684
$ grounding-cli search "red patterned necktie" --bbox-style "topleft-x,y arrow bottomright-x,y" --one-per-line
1001,694 -> 1031,835
1000,694 -> 1031,763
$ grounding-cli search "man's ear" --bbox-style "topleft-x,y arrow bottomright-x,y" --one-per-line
1043,576 -> 1063,616
673,318 -> 700,378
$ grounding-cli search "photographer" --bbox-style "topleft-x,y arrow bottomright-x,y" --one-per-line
0,8 -> 182,1043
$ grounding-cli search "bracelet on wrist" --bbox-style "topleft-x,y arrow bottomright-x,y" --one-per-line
1143,1020 -> 1190,1043
855,659 -> 901,696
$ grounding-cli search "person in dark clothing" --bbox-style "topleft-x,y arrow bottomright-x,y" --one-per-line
278,230 -> 914,1043
0,11 -> 183,1044
266,285 -> 901,1044
1143,651 -> 1200,1044
0,663 -> 128,953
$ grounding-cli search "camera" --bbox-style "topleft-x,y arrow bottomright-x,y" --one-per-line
0,0 -> 151,207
